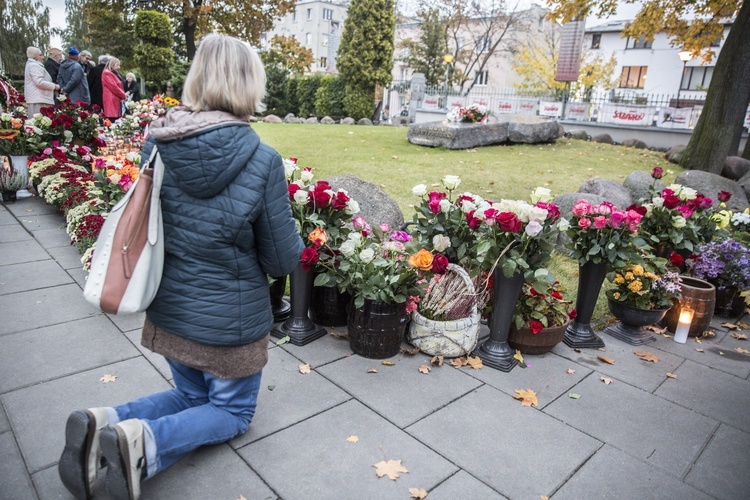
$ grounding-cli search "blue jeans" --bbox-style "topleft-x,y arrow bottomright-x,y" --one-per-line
113,359 -> 262,477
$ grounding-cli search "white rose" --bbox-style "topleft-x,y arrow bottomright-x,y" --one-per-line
300,169 -> 314,183
651,197 -> 664,208
339,240 -> 356,257
672,215 -> 687,228
439,198 -> 451,213
283,159 -> 298,179
293,190 -> 308,205
461,200 -> 476,213
412,184 -> 427,196
348,232 -> 362,243
346,199 -> 360,214
442,175 -> 461,190
527,206 -> 549,223
109,173 -> 122,185
525,220 -> 543,237
557,218 -> 571,231
530,186 -> 552,204
680,187 -> 697,200
359,248 -> 375,263
433,234 -> 451,252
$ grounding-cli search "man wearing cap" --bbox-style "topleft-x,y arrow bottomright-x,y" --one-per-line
57,47 -> 90,105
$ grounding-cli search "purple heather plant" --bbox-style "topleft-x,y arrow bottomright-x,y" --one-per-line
694,239 -> 750,289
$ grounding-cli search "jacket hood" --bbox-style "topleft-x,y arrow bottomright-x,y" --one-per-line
147,107 -> 260,199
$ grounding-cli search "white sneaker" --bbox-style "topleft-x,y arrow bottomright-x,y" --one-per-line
58,408 -> 109,499
100,419 -> 146,500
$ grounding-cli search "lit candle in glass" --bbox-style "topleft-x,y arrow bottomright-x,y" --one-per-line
674,306 -> 694,344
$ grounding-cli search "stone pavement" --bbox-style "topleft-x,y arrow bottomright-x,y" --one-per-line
2,195 -> 750,500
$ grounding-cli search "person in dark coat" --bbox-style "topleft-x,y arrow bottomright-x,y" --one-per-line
87,54 -> 109,111
125,72 -> 141,102
45,48 -> 63,107
57,47 -> 90,105
57,34 -> 303,500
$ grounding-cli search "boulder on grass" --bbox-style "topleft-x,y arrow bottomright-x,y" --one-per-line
326,174 -> 404,230
305,117 -> 319,124
665,144 -> 687,164
567,129 -> 588,140
341,117 -> 356,125
675,170 -> 749,212
739,172 -> 750,202
592,133 -> 613,144
624,170 -> 665,204
248,116 -> 259,123
263,115 -> 282,123
578,178 -> 633,209
320,116 -> 336,124
622,139 -> 648,149
283,113 -> 296,123
722,156 -> 750,181
357,118 -> 373,126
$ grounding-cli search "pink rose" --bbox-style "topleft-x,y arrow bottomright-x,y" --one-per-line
571,200 -> 592,217
594,202 -> 615,216
676,205 -> 694,219
593,216 -> 608,229
609,211 -> 626,228
577,217 -> 591,230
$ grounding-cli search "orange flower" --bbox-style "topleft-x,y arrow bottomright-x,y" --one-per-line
408,249 -> 434,271
10,118 -> 23,129
308,227 -> 328,247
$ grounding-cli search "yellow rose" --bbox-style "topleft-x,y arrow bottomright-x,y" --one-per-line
632,265 -> 644,276
625,272 -> 635,281
614,275 -> 625,284
408,249 -> 434,271
308,228 -> 328,247
627,280 -> 643,292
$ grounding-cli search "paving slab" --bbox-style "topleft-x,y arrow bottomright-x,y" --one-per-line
0,315 -> 140,393
0,431 -> 36,500
124,328 -> 173,382
318,350 -> 482,428
407,385 -> 601,499
0,259 -> 73,296
0,403 -> 9,433
279,327 -> 353,367
30,228 -> 74,249
18,214 -> 66,232
0,284 -> 99,336
0,239 -> 50,266
5,198 -> 60,216
428,470 -> 506,499
67,267 -> 88,288
553,444 -> 713,500
239,399 -> 457,500
552,336 -> 684,392
47,244 -> 86,271
230,346 -> 351,448
465,351 -> 593,408
650,330 -> 750,379
685,424 -> 750,500
544,372 -> 717,477
0,206 -> 17,225
655,359 -> 750,430
0,223 -> 32,243
1,357 -> 171,472
33,465 -> 99,500
106,311 -> 145,333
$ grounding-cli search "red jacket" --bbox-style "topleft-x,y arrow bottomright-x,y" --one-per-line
102,68 -> 126,118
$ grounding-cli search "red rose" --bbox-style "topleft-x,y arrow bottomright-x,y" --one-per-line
651,166 -> 664,179
529,287 -> 545,297
550,291 -> 564,300
300,247 -> 319,271
311,189 -> 331,207
529,320 -> 544,334
431,254 -> 449,274
466,211 -> 481,230
331,190 -> 349,210
625,204 -> 647,216
288,183 -> 300,200
718,190 -> 732,202
669,251 -> 684,267
536,201 -> 560,221
496,212 -> 522,232
662,194 -> 681,209
569,308 -> 577,320
314,180 -> 331,192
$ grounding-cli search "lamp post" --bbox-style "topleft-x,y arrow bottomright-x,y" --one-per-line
676,51 -> 692,108
443,54 -> 454,109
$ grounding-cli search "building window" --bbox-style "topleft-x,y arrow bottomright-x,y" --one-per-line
320,57 -> 327,68
626,35 -> 652,49
307,8 -> 313,20
476,35 -> 491,53
619,66 -> 648,88
474,70 -> 489,86
292,10 -> 296,22
321,34 -> 329,46
681,66 -> 714,90
322,8 -> 333,20
400,67 -> 409,81
306,33 -> 312,46
591,33 -> 601,49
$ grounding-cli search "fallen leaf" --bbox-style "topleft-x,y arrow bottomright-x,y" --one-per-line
513,349 -> 526,368
722,322 -> 742,331
646,325 -> 667,334
466,356 -> 483,369
731,333 -> 748,340
401,346 -> 420,355
737,321 -> 750,330
566,368 -> 576,375
267,384 -> 276,391
329,331 -> 348,340
666,373 -> 677,379
736,347 -> 750,354
568,393 -> 582,399
720,351 -> 725,355
418,364 -> 431,374
513,388 -> 538,407
275,335 -> 290,345
238,495 -> 247,500
409,488 -> 428,499
661,333 -> 672,338
298,363 -> 312,374
367,368 -> 378,373
100,374 -> 117,383
346,435 -> 359,443
598,355 -> 615,365
381,361 -> 395,366
695,338 -> 702,344
696,348 -> 704,352
634,351 -> 659,363
373,459 -> 409,480
597,347 -> 606,351
702,330 -> 716,338
541,497 -> 550,500
430,355 -> 444,366
450,357 -> 468,367
600,376 -> 613,385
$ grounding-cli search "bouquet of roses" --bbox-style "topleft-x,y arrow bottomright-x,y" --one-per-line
39,98 -> 105,150
90,156 -> 141,207
0,111 -> 47,156
607,261 -> 681,310
446,103 -> 489,124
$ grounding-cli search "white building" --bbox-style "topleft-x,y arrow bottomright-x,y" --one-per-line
261,0 -> 349,73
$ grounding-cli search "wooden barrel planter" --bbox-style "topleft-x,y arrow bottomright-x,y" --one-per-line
310,284 -> 351,327
661,277 -> 715,338
509,321 -> 569,355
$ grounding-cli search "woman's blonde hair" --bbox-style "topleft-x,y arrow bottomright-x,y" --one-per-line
106,57 -> 120,70
182,34 -> 266,118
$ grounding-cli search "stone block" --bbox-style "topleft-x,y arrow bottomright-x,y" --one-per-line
326,174 -> 404,229
621,138 -> 648,149
320,116 -> 336,124
685,424 -> 750,500
304,117 -> 319,124
722,156 -> 750,180
665,144 -> 687,164
578,178 -> 633,209
262,114 -> 282,123
357,117 -> 373,126
566,129 -> 588,140
341,117 -> 356,125
0,259 -> 73,295
624,170 -> 665,204
592,133 -> 613,144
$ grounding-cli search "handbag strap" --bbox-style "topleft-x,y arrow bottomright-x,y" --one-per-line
147,145 -> 163,244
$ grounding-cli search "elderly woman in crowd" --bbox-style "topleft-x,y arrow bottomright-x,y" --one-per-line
101,57 -> 128,121
125,72 -> 141,102
24,46 -> 60,116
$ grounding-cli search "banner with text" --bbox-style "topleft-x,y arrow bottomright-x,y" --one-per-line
600,103 -> 654,127
539,101 -> 563,118
564,102 -> 591,121
656,107 -> 692,129
466,96 -> 491,109
492,98 -> 517,114
517,99 -> 538,115
421,94 -> 440,110
447,96 -> 466,109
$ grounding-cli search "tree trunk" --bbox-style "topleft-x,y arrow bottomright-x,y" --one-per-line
680,1 -> 750,173
184,18 -> 196,61
743,130 -> 750,160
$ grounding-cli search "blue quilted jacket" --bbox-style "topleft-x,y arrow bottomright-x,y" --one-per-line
141,107 -> 303,346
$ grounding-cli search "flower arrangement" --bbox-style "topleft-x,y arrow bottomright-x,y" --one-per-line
606,262 -> 681,310
0,165 -> 27,192
0,72 -> 25,109
472,187 -> 563,280
446,103 -> 489,124
694,238 -> 750,289
512,281 -> 575,333
91,156 -> 141,207
38,97 -> 103,150
418,265 -> 478,321
566,199 -> 642,267
0,111 -> 47,156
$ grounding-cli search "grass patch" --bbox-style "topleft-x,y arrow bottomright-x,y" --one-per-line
253,123 -> 684,327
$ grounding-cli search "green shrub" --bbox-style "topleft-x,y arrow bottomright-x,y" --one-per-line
343,85 -> 374,119
285,78 -> 299,116
264,64 -> 289,117
295,75 -> 322,118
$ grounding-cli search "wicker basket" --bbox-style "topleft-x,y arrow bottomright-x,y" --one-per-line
407,264 -> 480,358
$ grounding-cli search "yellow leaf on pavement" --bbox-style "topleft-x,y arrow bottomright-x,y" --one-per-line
346,435 -> 359,443
367,368 -> 378,373
732,333 -> 748,340
513,388 -> 538,407
466,356 -> 483,369
736,347 -> 750,354
696,348 -> 704,352
450,357 -> 468,367
408,487 -> 428,499
430,355 -> 444,366
298,363 -> 312,374
418,364 -> 431,374
513,350 -> 524,365
722,322 -> 742,331
598,355 -> 615,365
100,374 -> 117,383
373,459 -> 409,480
566,368 -> 576,375
634,351 -> 659,363
600,376 -> 613,385
666,373 -> 677,379
381,361 -> 395,366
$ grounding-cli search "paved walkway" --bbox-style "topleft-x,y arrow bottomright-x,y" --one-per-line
2,195 -> 750,500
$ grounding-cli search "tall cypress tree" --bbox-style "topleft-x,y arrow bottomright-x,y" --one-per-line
336,0 -> 395,119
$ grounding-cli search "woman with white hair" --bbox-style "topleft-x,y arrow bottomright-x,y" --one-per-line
101,57 -> 127,121
125,72 -> 141,102
58,34 -> 303,500
24,46 -> 60,116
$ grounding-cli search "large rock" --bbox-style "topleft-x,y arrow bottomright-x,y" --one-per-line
566,129 -> 588,140
320,116 -> 336,124
578,178 -> 633,209
283,113 -> 296,123
675,170 -> 750,212
408,115 -> 560,149
285,117 -> 304,124
326,175 -> 404,230
304,117 -> 319,124
665,144 -> 687,164
722,156 -> 750,181
341,117 -> 356,125
551,192 -> 605,254
357,118 -> 373,126
592,133 -> 613,144
622,138 -> 648,149
263,115 -> 282,123
739,172 -> 750,202
624,170 -> 665,204
248,115 -> 259,123
508,115 -> 562,144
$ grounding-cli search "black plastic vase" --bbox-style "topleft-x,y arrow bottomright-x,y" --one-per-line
271,263 -> 326,346
563,260 -> 607,349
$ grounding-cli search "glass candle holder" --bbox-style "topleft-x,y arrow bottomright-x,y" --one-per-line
674,306 -> 694,344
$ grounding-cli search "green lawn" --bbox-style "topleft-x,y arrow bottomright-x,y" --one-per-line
252,123 -> 684,327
